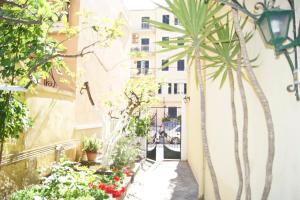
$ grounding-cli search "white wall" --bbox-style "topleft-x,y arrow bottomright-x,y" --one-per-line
187,1 -> 300,199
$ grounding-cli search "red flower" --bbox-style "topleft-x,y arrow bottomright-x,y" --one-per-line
88,182 -> 94,189
125,171 -> 132,177
98,183 -> 107,190
112,167 -> 119,172
105,185 -> 115,194
114,176 -> 120,182
112,190 -> 122,198
121,186 -> 126,193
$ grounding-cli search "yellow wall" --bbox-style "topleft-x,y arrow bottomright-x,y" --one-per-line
186,1 -> 300,199
75,0 -> 131,130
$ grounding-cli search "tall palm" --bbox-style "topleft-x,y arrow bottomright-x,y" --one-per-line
201,15 -> 254,200
232,9 -> 275,200
149,0 -> 224,199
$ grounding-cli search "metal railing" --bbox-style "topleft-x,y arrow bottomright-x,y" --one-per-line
130,68 -> 155,78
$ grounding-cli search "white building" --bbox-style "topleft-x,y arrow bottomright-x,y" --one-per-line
128,8 -> 187,118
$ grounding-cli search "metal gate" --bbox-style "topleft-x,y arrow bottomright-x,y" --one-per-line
146,107 -> 181,160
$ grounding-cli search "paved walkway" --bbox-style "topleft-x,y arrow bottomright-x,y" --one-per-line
125,161 -> 198,200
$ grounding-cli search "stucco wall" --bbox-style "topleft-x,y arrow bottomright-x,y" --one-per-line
75,0 -> 131,130
186,1 -> 300,199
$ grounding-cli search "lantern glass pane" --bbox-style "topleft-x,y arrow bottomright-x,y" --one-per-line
269,14 -> 290,40
260,17 -> 272,43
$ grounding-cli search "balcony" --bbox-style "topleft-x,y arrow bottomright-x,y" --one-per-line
130,68 -> 155,78
130,46 -> 154,55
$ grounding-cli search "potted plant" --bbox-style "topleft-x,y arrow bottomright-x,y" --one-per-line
82,137 -> 102,161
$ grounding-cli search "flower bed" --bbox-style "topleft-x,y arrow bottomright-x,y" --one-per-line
9,161 -> 136,200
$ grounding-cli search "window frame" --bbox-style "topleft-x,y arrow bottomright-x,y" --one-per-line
162,15 -> 170,24
177,60 -> 185,71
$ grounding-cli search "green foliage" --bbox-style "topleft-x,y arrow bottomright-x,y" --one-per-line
122,78 -> 158,137
149,0 -> 224,81
10,161 -> 109,200
201,14 -> 257,88
82,138 -> 102,153
0,93 -> 32,141
127,115 -> 151,137
111,137 -> 139,169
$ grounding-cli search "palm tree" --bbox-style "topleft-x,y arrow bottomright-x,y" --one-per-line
236,52 -> 251,200
149,0 -> 224,199
201,15 -> 254,200
232,9 -> 275,200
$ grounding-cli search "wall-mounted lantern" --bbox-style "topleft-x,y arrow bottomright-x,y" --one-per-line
183,96 -> 190,104
257,9 -> 294,53
221,0 -> 300,100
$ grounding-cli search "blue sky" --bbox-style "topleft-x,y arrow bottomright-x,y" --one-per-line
123,0 -> 167,10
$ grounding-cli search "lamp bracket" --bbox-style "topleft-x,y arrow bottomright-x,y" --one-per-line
80,81 -> 95,106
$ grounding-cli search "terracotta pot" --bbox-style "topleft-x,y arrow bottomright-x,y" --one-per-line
86,152 -> 97,161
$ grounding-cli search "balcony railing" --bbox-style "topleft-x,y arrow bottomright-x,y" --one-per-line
130,46 -> 153,53
141,45 -> 150,52
130,68 -> 155,78
141,23 -> 150,29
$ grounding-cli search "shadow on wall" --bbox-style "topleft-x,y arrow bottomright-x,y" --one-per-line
170,161 -> 199,200
26,99 -> 57,148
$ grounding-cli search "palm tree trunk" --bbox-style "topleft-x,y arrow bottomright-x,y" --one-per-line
228,69 -> 243,200
232,9 -> 275,200
237,52 -> 251,200
196,55 -> 221,200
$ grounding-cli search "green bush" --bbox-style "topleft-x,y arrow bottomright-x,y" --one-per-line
10,161 -> 108,200
111,137 -> 139,169
82,138 -> 102,153
127,115 -> 151,137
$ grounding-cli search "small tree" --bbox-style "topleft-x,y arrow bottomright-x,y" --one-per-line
102,78 -> 158,166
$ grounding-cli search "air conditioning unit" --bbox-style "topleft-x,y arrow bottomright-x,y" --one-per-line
132,33 -> 139,44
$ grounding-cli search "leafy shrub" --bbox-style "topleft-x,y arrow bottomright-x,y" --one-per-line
82,138 -> 102,153
127,115 -> 151,137
10,161 -> 108,200
111,137 -> 139,169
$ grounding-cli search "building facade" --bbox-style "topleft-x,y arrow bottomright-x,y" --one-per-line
128,8 -> 187,120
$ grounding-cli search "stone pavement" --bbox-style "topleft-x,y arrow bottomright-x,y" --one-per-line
124,161 -> 198,200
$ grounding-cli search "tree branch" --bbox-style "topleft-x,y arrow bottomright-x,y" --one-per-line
0,15 -> 41,25
24,49 -> 95,88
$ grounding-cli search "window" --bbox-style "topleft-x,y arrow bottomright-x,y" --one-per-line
141,38 -> 150,52
177,60 -> 185,71
174,83 -> 178,94
137,60 -> 149,75
162,37 -> 169,48
177,37 -> 184,46
168,107 -> 177,118
168,83 -> 172,94
184,83 -> 187,94
158,84 -> 162,94
162,60 -> 169,71
162,15 -> 169,24
174,17 -> 180,25
141,17 -> 150,29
